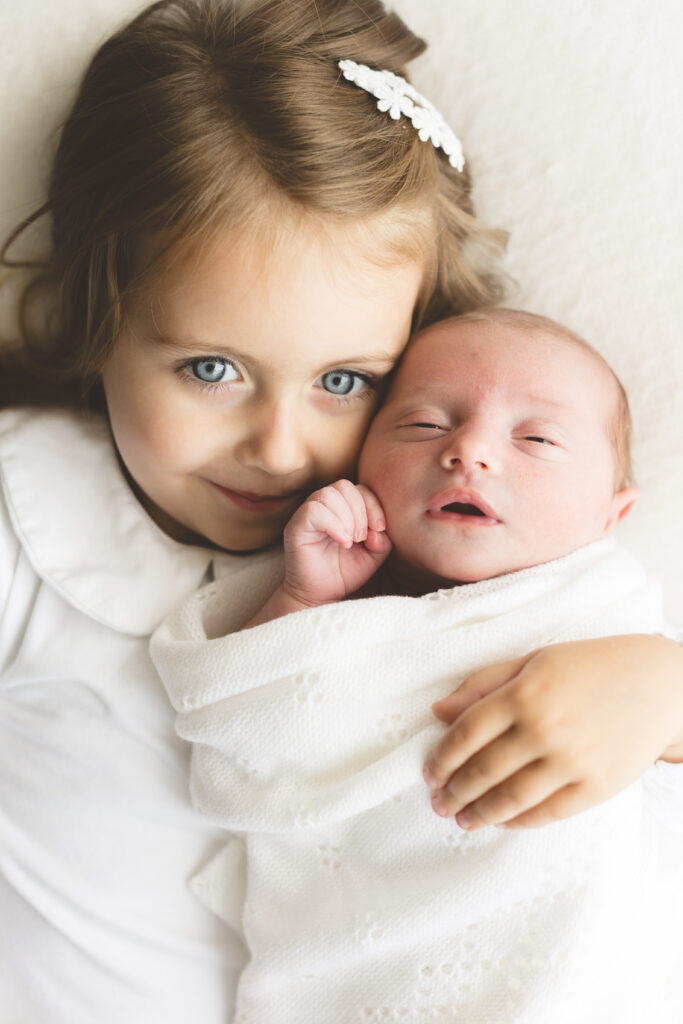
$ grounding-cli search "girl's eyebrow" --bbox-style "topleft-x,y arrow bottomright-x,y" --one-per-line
147,333 -> 400,368
320,352 -> 400,369
148,333 -> 218,351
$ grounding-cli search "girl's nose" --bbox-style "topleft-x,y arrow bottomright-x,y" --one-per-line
235,398 -> 308,476
439,422 -> 497,473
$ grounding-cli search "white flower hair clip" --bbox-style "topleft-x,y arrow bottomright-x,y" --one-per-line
338,59 -> 465,172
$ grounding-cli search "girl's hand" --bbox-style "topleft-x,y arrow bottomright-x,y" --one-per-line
422,635 -> 683,830
282,480 -> 391,607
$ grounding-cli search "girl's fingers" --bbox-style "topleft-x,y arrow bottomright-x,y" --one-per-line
431,653 -> 533,724
423,693 -> 516,790
430,727 -> 540,818
494,782 -> 590,830
452,759 -> 573,831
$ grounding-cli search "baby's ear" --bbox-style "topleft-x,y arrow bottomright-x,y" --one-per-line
604,486 -> 640,533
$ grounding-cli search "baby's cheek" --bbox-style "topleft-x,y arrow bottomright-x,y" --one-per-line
359,453 -> 402,510
537,486 -> 605,548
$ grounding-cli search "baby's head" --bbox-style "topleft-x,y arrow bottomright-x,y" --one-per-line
358,309 -> 638,592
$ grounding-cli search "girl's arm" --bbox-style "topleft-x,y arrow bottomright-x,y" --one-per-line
422,634 -> 683,829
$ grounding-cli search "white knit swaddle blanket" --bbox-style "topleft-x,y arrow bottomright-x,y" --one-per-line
152,540 -> 682,1023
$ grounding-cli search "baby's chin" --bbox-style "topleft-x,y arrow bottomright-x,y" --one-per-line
398,542 -> 608,595
385,551 -> 539,597
378,552 -> 461,597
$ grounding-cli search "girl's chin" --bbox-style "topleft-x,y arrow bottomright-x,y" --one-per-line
199,514 -> 289,553
132,486 -> 285,551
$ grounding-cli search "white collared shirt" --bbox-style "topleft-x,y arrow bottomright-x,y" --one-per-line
0,407 -> 280,1024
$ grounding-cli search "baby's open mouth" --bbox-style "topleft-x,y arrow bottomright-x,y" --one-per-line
441,501 -> 486,517
429,490 -> 500,523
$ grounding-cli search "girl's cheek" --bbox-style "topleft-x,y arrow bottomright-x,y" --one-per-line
319,417 -> 376,475
117,399 -> 194,469
155,422 -> 207,469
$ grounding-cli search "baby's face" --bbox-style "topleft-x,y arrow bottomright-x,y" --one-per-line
358,319 -> 635,589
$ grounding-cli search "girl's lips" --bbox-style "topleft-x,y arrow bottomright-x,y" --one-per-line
209,481 -> 302,513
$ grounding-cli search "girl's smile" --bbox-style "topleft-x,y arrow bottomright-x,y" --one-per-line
206,481 -> 307,513
101,223 -> 422,551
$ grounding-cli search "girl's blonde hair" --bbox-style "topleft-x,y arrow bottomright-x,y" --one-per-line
0,0 -> 506,409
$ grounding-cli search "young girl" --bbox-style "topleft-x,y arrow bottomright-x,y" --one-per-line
0,1 -> 680,1022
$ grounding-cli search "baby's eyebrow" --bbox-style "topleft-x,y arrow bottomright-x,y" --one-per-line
385,404 -> 445,424
522,396 -> 577,413
384,394 -> 582,426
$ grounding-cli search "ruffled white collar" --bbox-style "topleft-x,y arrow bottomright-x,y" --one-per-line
0,407 -> 273,635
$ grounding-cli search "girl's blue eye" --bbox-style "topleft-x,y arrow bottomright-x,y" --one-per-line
190,358 -> 239,384
320,370 -> 367,397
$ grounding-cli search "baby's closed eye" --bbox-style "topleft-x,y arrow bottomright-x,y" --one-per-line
398,419 -> 450,439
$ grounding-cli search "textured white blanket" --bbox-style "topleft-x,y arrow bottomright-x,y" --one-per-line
152,540 -> 682,1023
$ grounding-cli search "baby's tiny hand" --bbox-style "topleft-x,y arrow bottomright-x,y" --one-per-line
283,480 -> 391,606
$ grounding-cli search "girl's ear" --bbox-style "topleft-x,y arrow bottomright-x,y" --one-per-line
604,486 -> 640,533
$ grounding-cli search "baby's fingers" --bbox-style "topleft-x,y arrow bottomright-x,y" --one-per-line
432,653 -> 533,725
288,497 -> 354,549
329,479 -> 374,544
320,480 -> 368,545
295,481 -> 365,548
423,695 -> 515,790
355,484 -> 387,536
364,528 -> 392,559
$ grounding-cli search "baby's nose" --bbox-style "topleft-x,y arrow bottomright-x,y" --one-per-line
439,424 -> 496,472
